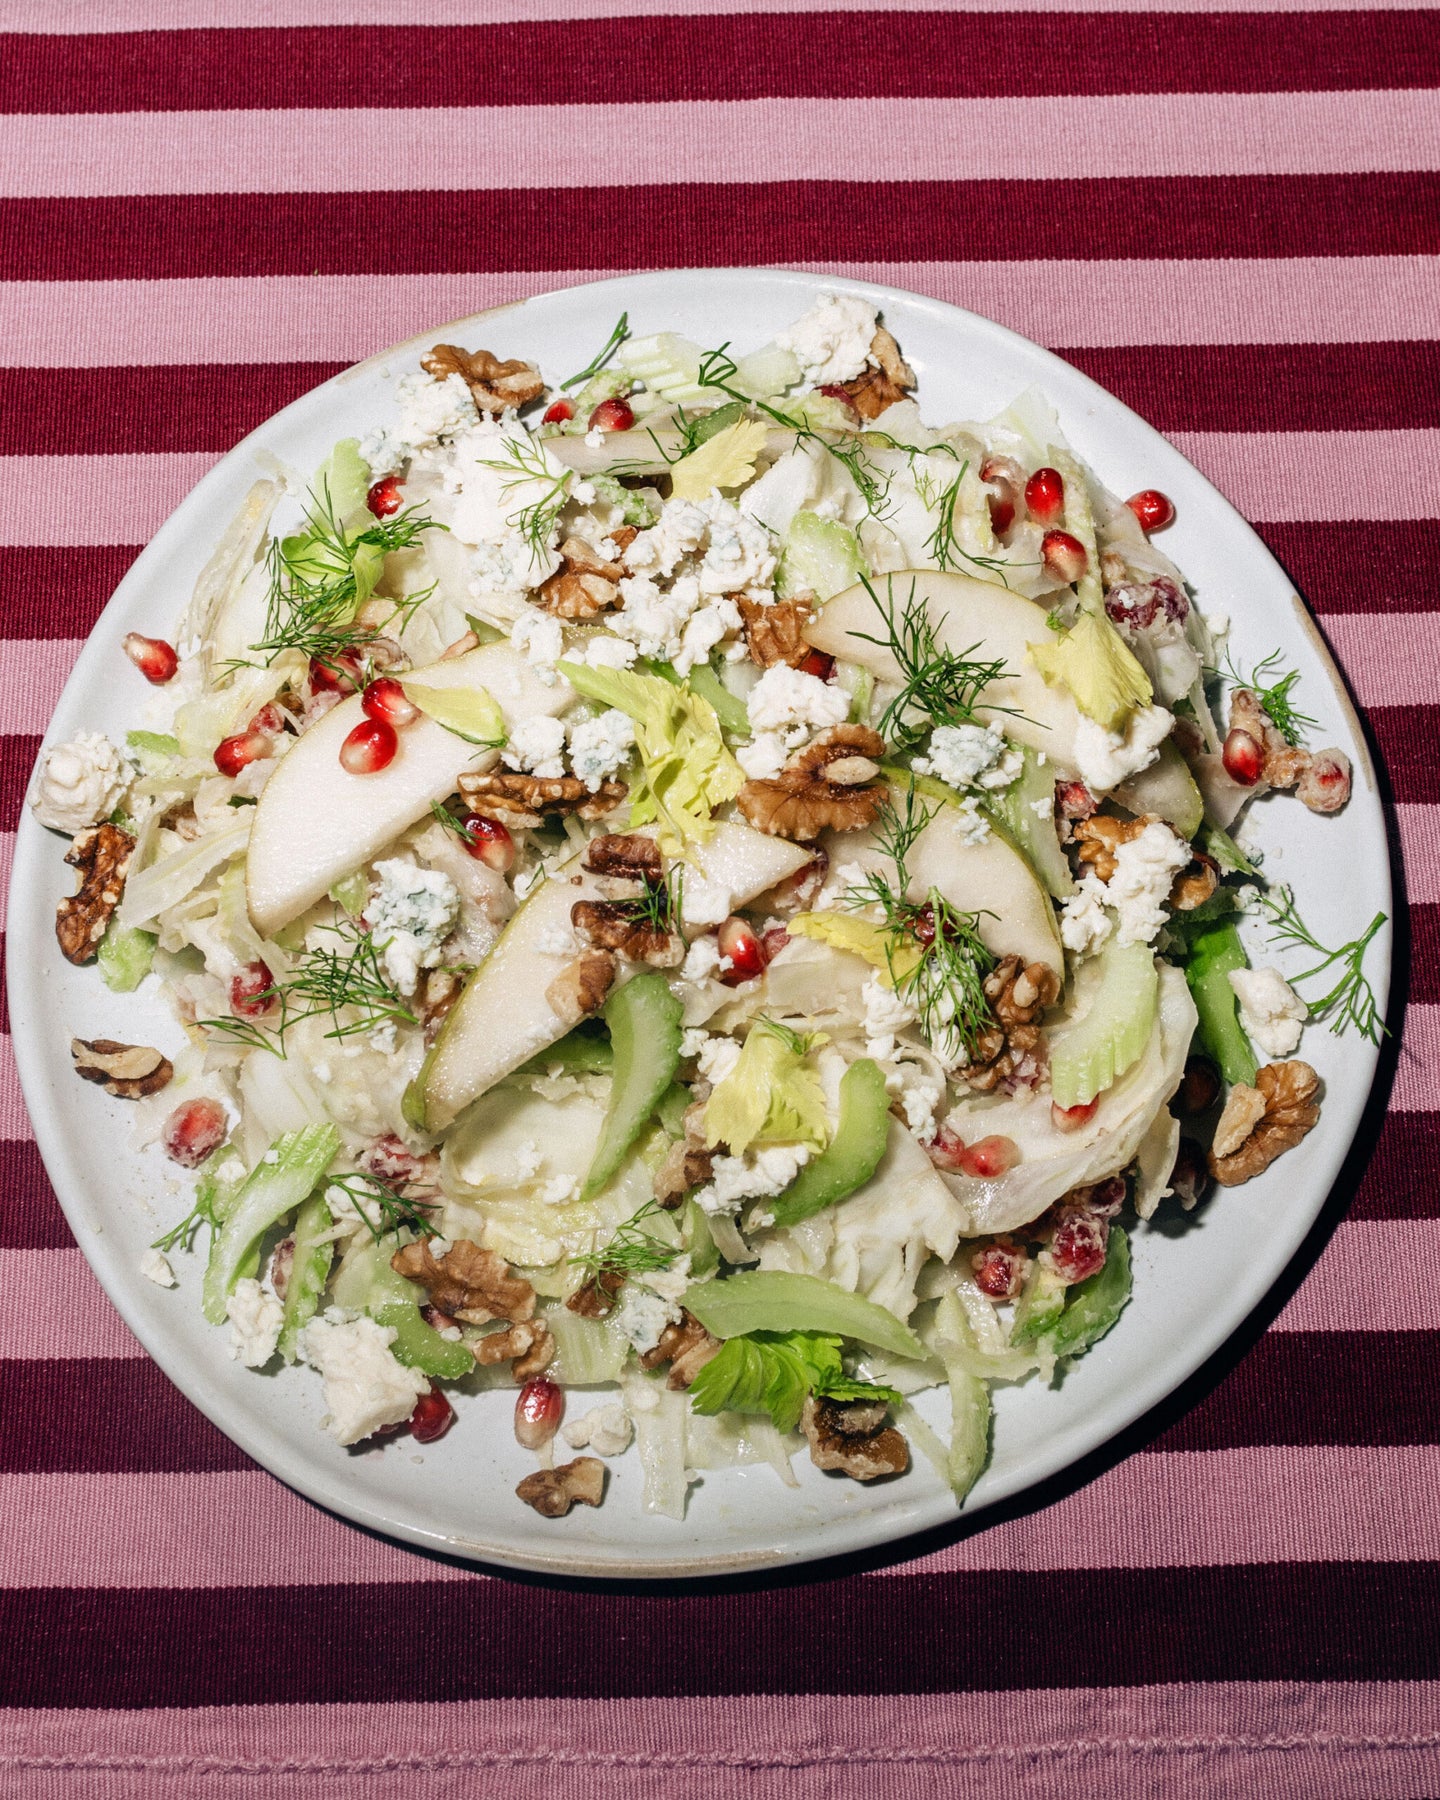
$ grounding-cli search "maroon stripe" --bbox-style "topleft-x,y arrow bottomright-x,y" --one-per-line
5,1565 -> 1439,1707
1253,522 -> 1440,616
0,1143 -> 73,1251
0,364 -> 346,457
1062,341 -> 1440,434
1351,1114 -> 1440,1221
1365,706 -> 1440,804
1152,1332 -> 1440,1451
0,1360 -> 250,1474
1408,904 -> 1440,1007
0,737 -> 40,831
4,175 -> 1438,283
0,547 -> 139,640
3,15 -> 1437,111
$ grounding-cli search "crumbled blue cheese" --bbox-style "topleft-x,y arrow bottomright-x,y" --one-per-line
226,1278 -> 283,1367
735,731 -> 789,782
510,610 -> 565,681
562,1401 -> 633,1456
862,975 -> 920,1060
683,937 -> 726,985
361,370 -> 477,471
696,1033 -> 742,1086
746,665 -> 849,744
568,709 -> 635,791
1072,704 -> 1173,793
502,713 -> 568,779
1107,822 -> 1191,946
913,722 -> 1016,792
30,732 -> 129,834
1229,966 -> 1308,1056
1059,874 -> 1112,957
612,1283 -> 679,1354
300,1312 -> 429,1446
777,293 -> 879,385
582,634 -> 639,671
363,859 -> 460,996
140,1248 -> 177,1288
887,1059 -> 944,1145
695,1144 -> 811,1215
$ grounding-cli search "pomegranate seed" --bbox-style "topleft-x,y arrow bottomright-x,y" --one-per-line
366,475 -> 404,519
797,648 -> 836,681
717,915 -> 766,985
818,382 -> 861,415
1051,1210 -> 1108,1284
309,654 -> 362,696
460,813 -> 516,873
543,397 -> 575,424
1222,728 -> 1264,786
161,1096 -> 228,1168
1041,530 -> 1088,585
340,717 -> 398,774
213,731 -> 269,777
588,396 -> 634,433
1055,780 -> 1097,821
515,1376 -> 563,1450
249,703 -> 286,737
1051,1097 -> 1099,1134
230,960 -> 276,1018
927,1125 -> 967,1172
1126,488 -> 1175,533
1170,1137 -> 1210,1210
988,496 -> 1015,536
358,1133 -> 428,1188
1176,1056 -> 1221,1116
1083,1175 -> 1128,1219
1025,466 -> 1065,526
1298,750 -> 1352,815
123,632 -> 178,685
972,1238 -> 1029,1301
760,925 -> 791,962
362,676 -> 418,728
409,1389 -> 455,1444
958,1135 -> 1020,1179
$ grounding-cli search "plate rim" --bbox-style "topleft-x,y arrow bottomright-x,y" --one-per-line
5,265 -> 1394,1581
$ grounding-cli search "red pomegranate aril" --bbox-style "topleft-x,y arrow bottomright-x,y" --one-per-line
1025,466 -> 1066,526
366,475 -> 404,519
230,960 -> 276,1018
1041,530 -> 1088,585
972,1239 -> 1029,1301
958,1135 -> 1020,1179
409,1389 -> 455,1445
249,703 -> 286,737
1222,727 -> 1264,786
760,925 -> 791,963
123,632 -> 179,685
1055,780 -> 1097,821
362,676 -> 418,728
927,1125 -> 967,1172
1051,1210 -> 1108,1284
542,397 -> 575,425
1051,1097 -> 1099,1134
797,648 -> 836,681
340,717 -> 398,774
461,813 -> 516,873
717,915 -> 766,985
987,496 -> 1016,536
309,654 -> 362,696
515,1376 -> 563,1450
213,730 -> 269,777
1084,1174 -> 1128,1219
588,396 -> 634,433
161,1097 -> 228,1168
1126,488 -> 1175,533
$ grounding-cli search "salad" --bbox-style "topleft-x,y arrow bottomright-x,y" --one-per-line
33,292 -> 1386,1521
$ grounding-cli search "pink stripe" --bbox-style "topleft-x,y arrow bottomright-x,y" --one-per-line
0,1037 -> 32,1140
1320,613 -> 1440,706
0,453 -> 218,546
0,832 -> 12,934
7,1446 -> 1439,1590
0,1250 -> 141,1357
1386,1004 -> 1440,1112
1,639 -> 82,735
1169,428 -> 1440,523
1275,1221 -> 1440,1331
6,258 -> 1439,370
4,93 -> 1439,198
2,1685 -> 1439,1800
1397,804 -> 1440,904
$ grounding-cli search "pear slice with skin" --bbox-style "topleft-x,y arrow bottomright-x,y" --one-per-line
905,800 -> 1065,982
246,643 -> 569,937
803,570 -> 1086,778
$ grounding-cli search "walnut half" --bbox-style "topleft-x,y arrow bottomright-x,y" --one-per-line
71,1037 -> 173,1099
639,1310 -> 722,1390
420,343 -> 544,414
545,950 -> 617,1027
1209,1060 -> 1321,1186
535,536 -> 624,621
841,327 -> 916,422
473,1317 -> 554,1380
516,1456 -> 607,1518
801,1395 -> 909,1481
571,900 -> 680,968
56,822 -> 134,965
390,1238 -> 536,1325
736,596 -> 814,668
457,770 -> 627,828
963,954 -> 1061,1093
737,724 -> 887,842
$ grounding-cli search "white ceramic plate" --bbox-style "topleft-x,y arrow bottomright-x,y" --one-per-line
7,269 -> 1391,1579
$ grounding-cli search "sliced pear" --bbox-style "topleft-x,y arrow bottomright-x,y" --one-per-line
246,644 -> 569,936
680,817 -> 811,925
906,800 -> 1064,981
1111,737 -> 1204,837
805,569 -> 1084,776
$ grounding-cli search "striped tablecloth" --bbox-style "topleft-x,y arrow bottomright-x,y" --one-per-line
1,4 -> 1436,1794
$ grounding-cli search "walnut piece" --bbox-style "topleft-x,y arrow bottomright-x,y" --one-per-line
736,596 -> 814,668
71,1037 -> 173,1099
474,1317 -> 555,1380
535,536 -> 624,620
639,1309 -> 722,1390
737,724 -> 887,842
841,327 -> 916,422
1072,812 -> 1151,882
55,822 -> 134,965
1209,1060 -> 1322,1186
801,1395 -> 909,1481
1212,1084 -> 1268,1159
390,1238 -> 536,1325
1170,851 -> 1220,912
566,1269 -> 626,1317
457,770 -> 627,828
420,343 -> 544,413
545,949 -> 617,1027
1229,690 -> 1352,817
653,1136 -> 715,1209
962,954 -> 1061,1093
584,833 -> 663,883
516,1456 -> 607,1518
571,899 -> 680,967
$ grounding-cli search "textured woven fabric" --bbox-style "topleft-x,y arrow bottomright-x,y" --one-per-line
0,4 -> 1436,1793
